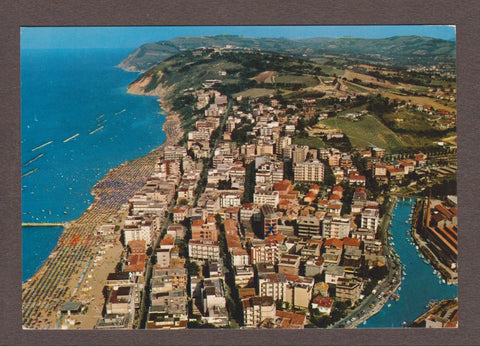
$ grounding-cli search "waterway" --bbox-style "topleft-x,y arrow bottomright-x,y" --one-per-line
360,198 -> 458,328
21,48 -> 166,282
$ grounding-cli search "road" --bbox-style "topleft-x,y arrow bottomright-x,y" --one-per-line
331,195 -> 402,328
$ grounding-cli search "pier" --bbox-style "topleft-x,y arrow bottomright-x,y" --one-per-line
22,222 -> 65,227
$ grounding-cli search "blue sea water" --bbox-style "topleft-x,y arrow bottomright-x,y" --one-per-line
360,199 -> 458,328
21,48 -> 166,282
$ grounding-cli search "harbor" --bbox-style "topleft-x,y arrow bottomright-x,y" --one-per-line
360,198 -> 457,328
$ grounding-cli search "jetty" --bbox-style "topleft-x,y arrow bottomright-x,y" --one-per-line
22,222 -> 65,227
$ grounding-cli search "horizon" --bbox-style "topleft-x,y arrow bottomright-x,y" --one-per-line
21,25 -> 455,50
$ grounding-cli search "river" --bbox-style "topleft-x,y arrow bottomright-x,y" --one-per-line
359,198 -> 458,328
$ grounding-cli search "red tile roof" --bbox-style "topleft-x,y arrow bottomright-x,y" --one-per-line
324,238 -> 343,249
192,219 -> 205,227
342,237 -> 361,247
312,295 -> 334,308
275,310 -> 307,328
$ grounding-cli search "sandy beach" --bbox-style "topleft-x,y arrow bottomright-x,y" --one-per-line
22,103 -> 183,329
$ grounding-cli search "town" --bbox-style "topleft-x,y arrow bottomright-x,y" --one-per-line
21,36 -> 458,330
86,79 -> 457,329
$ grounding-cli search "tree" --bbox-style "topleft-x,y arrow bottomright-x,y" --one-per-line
115,261 -> 123,273
178,198 -> 188,206
185,260 -> 200,276
323,165 -> 336,187
146,246 -> 153,256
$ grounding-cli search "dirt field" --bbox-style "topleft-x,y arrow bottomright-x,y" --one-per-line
380,91 -> 457,113
343,70 -> 410,89
442,135 -> 457,145
251,71 -> 275,83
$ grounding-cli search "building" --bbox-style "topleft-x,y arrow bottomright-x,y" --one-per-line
294,160 -> 324,183
335,277 -> 363,303
106,286 -> 135,317
361,207 -> 380,231
292,145 -> 309,164
191,218 -> 218,242
250,239 -> 280,265
242,296 -> 276,328
254,190 -> 280,209
271,310 -> 307,329
277,254 -> 301,276
297,216 -> 322,237
261,204 -> 279,238
305,257 -> 325,277
324,265 -> 346,285
188,240 -> 221,263
322,216 -> 351,239
311,295 -> 334,315
234,265 -> 255,287
201,278 -> 229,326
164,145 -> 187,161
258,273 -> 314,309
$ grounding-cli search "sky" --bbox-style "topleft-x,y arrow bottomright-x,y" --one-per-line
21,25 -> 456,50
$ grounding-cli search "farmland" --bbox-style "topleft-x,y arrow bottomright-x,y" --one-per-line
319,114 -> 406,151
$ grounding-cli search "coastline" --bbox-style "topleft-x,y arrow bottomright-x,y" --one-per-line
22,91 -> 183,329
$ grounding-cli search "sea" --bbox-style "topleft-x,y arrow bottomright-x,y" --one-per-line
21,48 -> 166,283
359,198 -> 458,328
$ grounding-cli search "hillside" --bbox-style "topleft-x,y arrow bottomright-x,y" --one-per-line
118,34 -> 455,72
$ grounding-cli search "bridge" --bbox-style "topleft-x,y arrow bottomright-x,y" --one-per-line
22,222 -> 66,227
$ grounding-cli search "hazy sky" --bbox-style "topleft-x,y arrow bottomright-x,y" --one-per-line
21,25 -> 456,50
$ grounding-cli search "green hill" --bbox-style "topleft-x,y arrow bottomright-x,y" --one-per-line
118,34 -> 455,72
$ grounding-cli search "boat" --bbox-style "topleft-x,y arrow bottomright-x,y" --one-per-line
115,109 -> 126,115
387,303 -> 391,307
22,168 -> 39,178
89,126 -> 104,135
96,114 -> 104,120
23,152 -> 45,167
31,140 -> 53,152
63,133 -> 80,143
390,293 -> 400,301
97,119 -> 107,126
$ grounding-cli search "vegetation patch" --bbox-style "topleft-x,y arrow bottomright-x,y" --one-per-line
319,114 -> 406,151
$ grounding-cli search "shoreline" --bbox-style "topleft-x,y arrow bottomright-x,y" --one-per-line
22,93 -> 183,329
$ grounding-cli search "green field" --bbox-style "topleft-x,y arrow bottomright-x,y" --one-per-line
293,136 -> 326,149
383,108 -> 433,132
319,114 -> 406,151
233,88 -> 276,98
